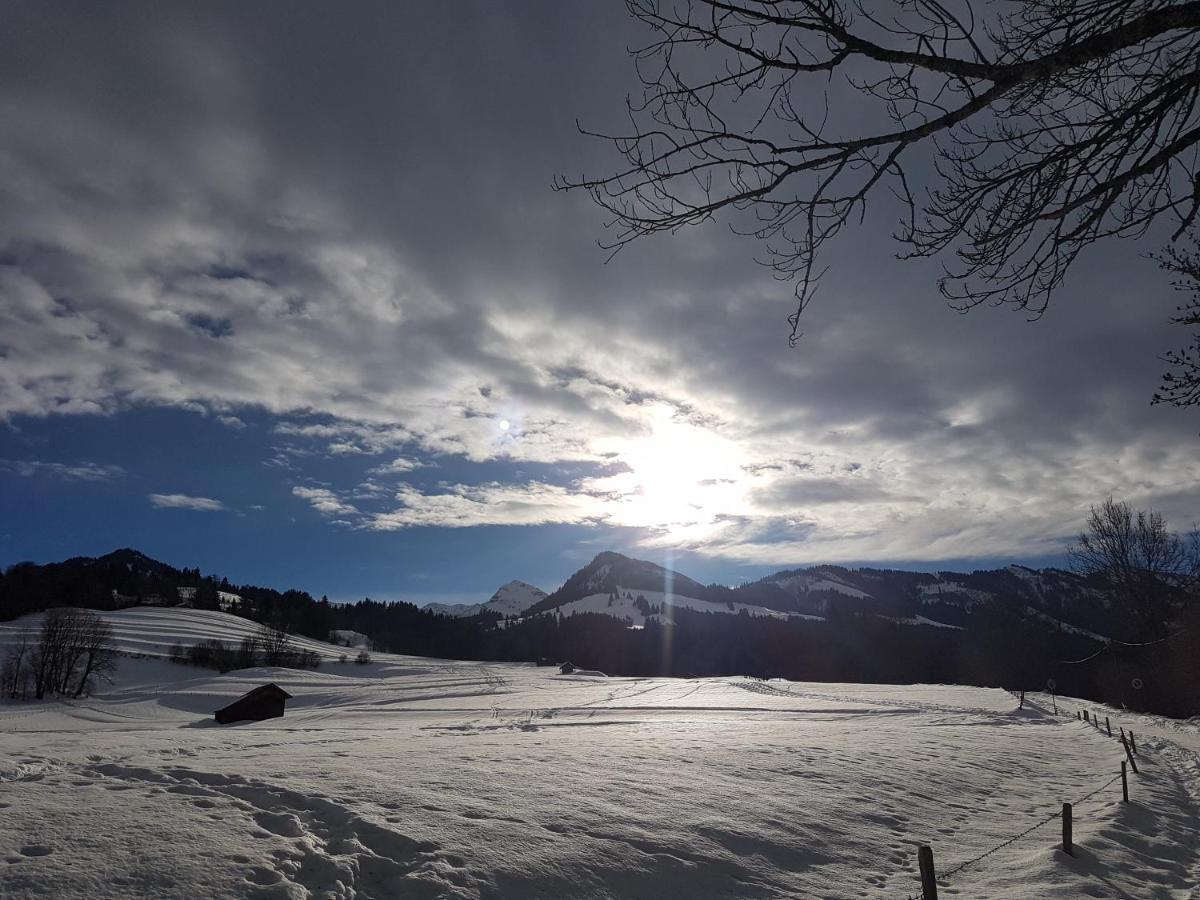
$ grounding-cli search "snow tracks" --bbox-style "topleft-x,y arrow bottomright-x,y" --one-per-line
1,755 -> 476,899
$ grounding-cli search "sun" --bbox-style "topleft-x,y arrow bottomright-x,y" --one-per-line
603,412 -> 746,533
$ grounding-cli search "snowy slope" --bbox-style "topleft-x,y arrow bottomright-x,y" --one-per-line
328,629 -> 371,649
771,571 -> 872,600
0,607 -> 362,663
555,586 -> 822,627
425,580 -> 548,618
1,608 -> 1198,898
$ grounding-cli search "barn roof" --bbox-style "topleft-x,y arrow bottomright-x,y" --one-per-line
218,682 -> 293,711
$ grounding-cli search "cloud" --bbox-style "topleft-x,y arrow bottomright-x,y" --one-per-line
368,457 -> 424,476
365,482 -> 602,530
148,493 -> 227,512
292,486 -> 359,517
1,459 -> 125,481
1,4 -> 1198,567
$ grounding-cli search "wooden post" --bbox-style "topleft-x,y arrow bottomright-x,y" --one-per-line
1120,726 -> 1126,741
1130,731 -> 1137,755
1084,710 -> 1090,723
1121,761 -> 1129,803
1020,690 -> 1025,709
1121,735 -> 1140,774
918,845 -> 939,900
1062,803 -> 1073,856
1105,716 -> 1112,737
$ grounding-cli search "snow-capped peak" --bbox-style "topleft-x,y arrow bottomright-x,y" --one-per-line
484,581 -> 548,617
425,580 -> 547,619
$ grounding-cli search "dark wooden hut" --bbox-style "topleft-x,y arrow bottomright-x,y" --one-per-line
214,683 -> 293,724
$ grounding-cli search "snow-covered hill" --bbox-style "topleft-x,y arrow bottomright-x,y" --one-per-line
555,586 -> 821,627
425,580 -> 548,618
0,606 -> 1197,899
507,552 -> 1108,638
0,607 -> 362,663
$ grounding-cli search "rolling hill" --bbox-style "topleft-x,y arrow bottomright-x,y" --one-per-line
1,605 -> 1197,899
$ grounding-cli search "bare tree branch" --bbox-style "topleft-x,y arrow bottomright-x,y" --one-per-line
557,1 -> 1200,342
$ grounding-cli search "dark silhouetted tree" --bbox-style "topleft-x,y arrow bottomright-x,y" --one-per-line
256,621 -> 294,667
1070,498 -> 1198,639
561,1 -> 1200,342
1154,235 -> 1200,408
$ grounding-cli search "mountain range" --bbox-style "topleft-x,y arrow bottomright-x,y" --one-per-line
0,546 -> 1116,645
426,550 -> 1111,642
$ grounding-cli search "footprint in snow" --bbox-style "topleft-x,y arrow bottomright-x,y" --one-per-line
245,866 -> 284,886
19,845 -> 53,857
254,811 -> 306,838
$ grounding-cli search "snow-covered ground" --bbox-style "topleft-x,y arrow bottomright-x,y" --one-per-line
1,609 -> 1198,898
556,586 -> 823,627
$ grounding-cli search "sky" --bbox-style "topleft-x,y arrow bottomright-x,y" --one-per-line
1,2 -> 1198,605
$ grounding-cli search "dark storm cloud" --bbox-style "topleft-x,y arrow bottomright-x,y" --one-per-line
1,2 -> 1196,563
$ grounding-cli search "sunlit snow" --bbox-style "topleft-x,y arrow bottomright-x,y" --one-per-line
1,609 -> 1197,898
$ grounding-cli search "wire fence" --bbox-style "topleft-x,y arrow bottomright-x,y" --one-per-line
902,691 -> 1138,899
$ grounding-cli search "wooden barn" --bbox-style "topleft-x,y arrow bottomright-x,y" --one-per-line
214,683 -> 293,724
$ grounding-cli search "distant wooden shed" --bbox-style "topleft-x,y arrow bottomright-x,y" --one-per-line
214,683 -> 293,724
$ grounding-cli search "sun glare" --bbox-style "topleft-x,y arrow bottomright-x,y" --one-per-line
603,412 -> 746,533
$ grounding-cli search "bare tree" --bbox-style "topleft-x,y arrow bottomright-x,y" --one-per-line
1070,498 -> 1199,639
71,614 -> 118,698
1153,234 -> 1200,407
1,634 -> 31,700
255,621 -> 293,667
27,608 -> 119,699
31,608 -> 74,699
560,1 -> 1200,342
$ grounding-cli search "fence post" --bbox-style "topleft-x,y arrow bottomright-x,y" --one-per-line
1121,734 -> 1140,774
1130,731 -> 1137,755
1062,803 -> 1073,856
917,845 -> 939,900
1121,761 -> 1129,803
1084,710 -> 1090,723
1105,716 -> 1111,737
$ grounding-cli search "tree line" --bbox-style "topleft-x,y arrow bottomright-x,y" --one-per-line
2,497 -> 1197,716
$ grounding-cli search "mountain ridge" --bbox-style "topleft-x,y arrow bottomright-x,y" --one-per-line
3,546 -> 1112,643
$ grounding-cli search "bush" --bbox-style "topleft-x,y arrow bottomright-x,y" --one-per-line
297,648 -> 321,669
236,635 -> 259,669
355,650 -> 372,665
187,639 -> 237,673
167,636 -> 321,673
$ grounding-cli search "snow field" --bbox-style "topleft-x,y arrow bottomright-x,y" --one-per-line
0,609 -> 1197,898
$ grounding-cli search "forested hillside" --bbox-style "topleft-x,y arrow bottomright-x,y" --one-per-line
3,547 -> 1197,716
